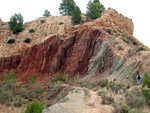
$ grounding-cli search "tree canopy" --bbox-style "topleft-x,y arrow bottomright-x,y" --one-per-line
86,0 -> 105,19
71,6 -> 82,24
59,0 -> 76,15
93,0 -> 100,3
8,13 -> 24,34
43,10 -> 51,17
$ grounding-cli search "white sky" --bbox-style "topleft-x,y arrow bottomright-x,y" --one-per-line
0,0 -> 150,47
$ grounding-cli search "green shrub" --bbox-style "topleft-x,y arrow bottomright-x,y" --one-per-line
53,72 -> 69,83
2,70 -> 16,83
25,100 -> 45,113
0,27 -> 2,30
113,29 -> 117,33
37,89 -> 42,94
40,20 -> 46,23
84,82 -> 97,89
101,95 -> 114,104
28,75 -> 37,85
108,96 -> 114,103
125,93 -> 146,109
0,89 -> 9,104
103,28 -> 112,34
7,39 -> 15,44
59,22 -> 64,25
118,46 -> 124,51
133,41 -> 138,45
142,72 -> 150,88
141,89 -> 150,104
127,84 -> 130,89
141,72 -> 150,104
29,29 -> 35,33
129,108 -> 144,113
97,90 -> 106,96
24,38 -> 31,43
122,37 -> 129,43
14,101 -> 23,107
101,79 -> 109,87
117,102 -> 130,113
137,47 -> 145,52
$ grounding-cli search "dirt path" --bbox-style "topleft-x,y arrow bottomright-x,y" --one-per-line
43,86 -> 115,113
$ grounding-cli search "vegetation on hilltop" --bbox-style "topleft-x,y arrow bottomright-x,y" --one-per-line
71,6 -> 82,24
8,13 -> 24,34
86,0 -> 105,19
43,10 -> 51,17
59,0 -> 76,15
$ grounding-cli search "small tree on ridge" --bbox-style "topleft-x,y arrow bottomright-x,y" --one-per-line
9,13 -> 24,34
86,0 -> 105,19
71,6 -> 82,24
59,0 -> 76,15
43,10 -> 51,17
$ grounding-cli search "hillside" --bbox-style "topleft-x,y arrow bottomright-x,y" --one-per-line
0,9 -> 150,113
0,9 -> 149,83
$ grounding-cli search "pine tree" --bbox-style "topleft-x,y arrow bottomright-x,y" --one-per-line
43,10 -> 51,17
59,0 -> 76,15
86,0 -> 92,11
86,0 -> 105,19
71,6 -> 82,24
93,0 -> 100,3
8,13 -> 24,34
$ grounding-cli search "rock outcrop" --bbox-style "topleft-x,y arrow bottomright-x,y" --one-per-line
0,9 -> 149,83
0,27 -> 114,81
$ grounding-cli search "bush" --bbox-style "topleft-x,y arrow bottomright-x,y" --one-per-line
59,22 -> 64,25
0,89 -> 9,104
116,102 -> 130,113
129,108 -> 144,113
28,75 -> 37,85
25,100 -> 45,113
101,79 -> 109,87
125,93 -> 146,109
141,72 -> 150,104
40,20 -> 46,23
142,72 -> 150,88
133,41 -> 138,45
7,39 -> 15,44
122,37 -> 129,43
2,70 -> 16,83
53,72 -> 69,83
137,47 -> 145,52
29,29 -> 35,33
141,89 -> 150,104
101,95 -> 114,104
103,28 -> 112,34
24,38 -> 31,43
118,46 -> 124,51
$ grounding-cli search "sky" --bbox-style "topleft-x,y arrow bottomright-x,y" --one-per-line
0,0 -> 150,47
